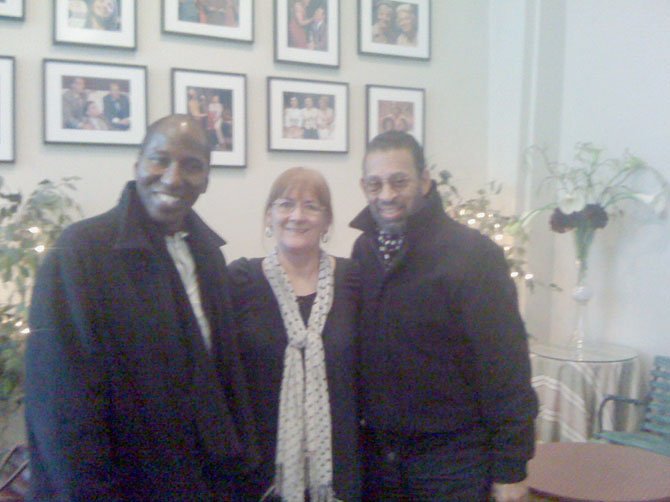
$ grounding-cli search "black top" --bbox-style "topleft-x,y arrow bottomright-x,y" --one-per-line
350,182 -> 538,483
296,292 -> 316,324
228,257 -> 361,501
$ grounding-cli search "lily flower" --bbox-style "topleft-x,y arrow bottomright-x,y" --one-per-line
557,188 -> 586,214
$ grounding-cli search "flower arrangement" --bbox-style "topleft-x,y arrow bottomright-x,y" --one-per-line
524,142 -> 669,282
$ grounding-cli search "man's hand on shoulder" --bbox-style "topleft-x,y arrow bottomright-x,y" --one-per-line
491,480 -> 529,502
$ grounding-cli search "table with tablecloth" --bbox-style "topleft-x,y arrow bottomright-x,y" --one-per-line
530,341 -> 642,442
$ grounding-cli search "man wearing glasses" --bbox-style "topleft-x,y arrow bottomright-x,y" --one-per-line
350,130 -> 538,501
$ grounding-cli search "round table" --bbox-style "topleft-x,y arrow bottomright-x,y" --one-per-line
528,442 -> 670,501
530,341 -> 638,363
529,341 -> 641,442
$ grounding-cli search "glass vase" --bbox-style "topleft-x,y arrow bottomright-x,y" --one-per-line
568,226 -> 595,353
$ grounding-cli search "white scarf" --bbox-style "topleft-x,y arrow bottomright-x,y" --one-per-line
262,249 -> 336,502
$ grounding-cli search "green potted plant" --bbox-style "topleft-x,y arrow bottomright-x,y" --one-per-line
0,176 -> 81,421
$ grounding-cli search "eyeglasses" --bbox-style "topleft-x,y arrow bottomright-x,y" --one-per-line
362,174 -> 414,195
272,199 -> 325,216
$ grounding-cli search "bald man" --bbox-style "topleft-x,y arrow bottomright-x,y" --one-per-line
25,114 -> 258,500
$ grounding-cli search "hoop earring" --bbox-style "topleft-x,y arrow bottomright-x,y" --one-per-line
265,226 -> 273,238
321,232 -> 329,243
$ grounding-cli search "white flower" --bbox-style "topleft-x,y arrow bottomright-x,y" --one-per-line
651,192 -> 668,217
557,188 -> 586,214
631,192 -> 655,205
632,191 -> 668,216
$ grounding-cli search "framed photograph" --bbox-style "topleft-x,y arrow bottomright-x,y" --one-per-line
172,68 -> 246,168
54,0 -> 136,49
0,57 -> 15,162
366,84 -> 424,145
358,0 -> 430,60
43,59 -> 147,146
0,0 -> 24,20
274,0 -> 339,67
162,0 -> 253,43
268,77 -> 347,153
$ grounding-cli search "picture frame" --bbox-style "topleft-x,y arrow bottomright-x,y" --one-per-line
0,56 -> 15,162
366,84 -> 424,145
0,0 -> 24,20
43,59 -> 147,146
172,68 -> 246,168
162,0 -> 253,43
268,77 -> 347,153
358,0 -> 430,60
54,0 -> 137,50
274,0 -> 339,67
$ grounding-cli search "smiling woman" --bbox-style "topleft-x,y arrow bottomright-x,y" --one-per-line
227,167 -> 362,501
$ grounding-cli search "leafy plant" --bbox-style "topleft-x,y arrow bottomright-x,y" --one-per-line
434,169 -> 557,291
0,176 -> 82,402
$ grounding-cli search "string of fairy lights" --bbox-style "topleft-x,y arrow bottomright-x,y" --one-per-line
454,206 -> 535,285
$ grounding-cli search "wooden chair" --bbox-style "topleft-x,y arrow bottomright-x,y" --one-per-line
594,355 -> 670,457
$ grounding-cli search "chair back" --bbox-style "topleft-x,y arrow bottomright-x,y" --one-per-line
641,355 -> 670,438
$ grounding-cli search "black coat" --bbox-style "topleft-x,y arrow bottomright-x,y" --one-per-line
25,182 -> 258,501
350,183 -> 538,483
228,257 -> 361,501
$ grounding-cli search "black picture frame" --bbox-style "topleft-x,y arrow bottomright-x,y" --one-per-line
43,59 -> 147,146
0,0 -> 24,20
268,76 -> 348,153
358,0 -> 431,60
53,0 -> 137,50
274,0 -> 339,67
172,68 -> 247,168
162,0 -> 254,43
366,84 -> 425,145
0,56 -> 16,162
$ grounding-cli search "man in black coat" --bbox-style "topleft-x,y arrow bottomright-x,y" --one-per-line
25,114 -> 258,501
103,82 -> 131,130
350,131 -> 538,501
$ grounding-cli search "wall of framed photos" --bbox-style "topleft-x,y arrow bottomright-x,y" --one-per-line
3,2 -> 669,362
0,0 -> 491,260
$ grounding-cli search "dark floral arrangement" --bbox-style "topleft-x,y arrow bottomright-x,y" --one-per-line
525,142 -> 669,281
549,204 -> 608,234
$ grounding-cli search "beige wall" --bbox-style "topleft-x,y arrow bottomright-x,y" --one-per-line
0,0 -> 490,261
3,0 -> 669,379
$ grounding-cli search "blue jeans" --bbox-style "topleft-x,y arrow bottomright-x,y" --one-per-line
361,427 -> 491,501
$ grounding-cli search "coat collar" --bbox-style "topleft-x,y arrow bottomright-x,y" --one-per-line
349,180 -> 446,241
113,181 -> 225,253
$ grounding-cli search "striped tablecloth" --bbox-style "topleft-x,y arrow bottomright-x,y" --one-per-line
530,343 -> 642,443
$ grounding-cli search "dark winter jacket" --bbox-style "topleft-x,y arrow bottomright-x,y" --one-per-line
26,182 -> 258,501
350,183 -> 538,483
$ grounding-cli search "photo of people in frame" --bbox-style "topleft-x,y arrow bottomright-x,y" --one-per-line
178,0 -> 240,27
378,100 -> 414,134
287,0 -> 328,51
370,0 -> 418,46
282,92 -> 335,140
67,0 -> 122,31
61,76 -> 131,131
186,86 -> 234,151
